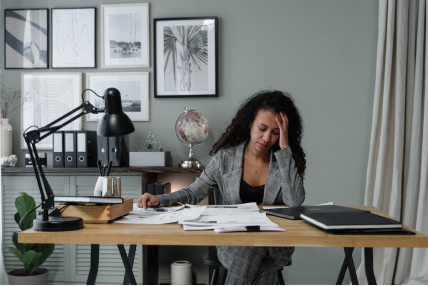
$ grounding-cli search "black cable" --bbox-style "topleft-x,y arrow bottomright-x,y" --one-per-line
23,125 -> 40,134
19,202 -> 42,230
82,88 -> 103,102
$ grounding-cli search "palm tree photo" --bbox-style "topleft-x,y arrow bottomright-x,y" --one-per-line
163,25 -> 208,91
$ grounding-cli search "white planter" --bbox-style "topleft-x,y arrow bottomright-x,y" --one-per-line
7,268 -> 49,285
1,118 -> 13,157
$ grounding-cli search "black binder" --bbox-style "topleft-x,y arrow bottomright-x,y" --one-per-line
97,135 -> 109,166
64,131 -> 76,167
53,131 -> 64,167
76,131 -> 98,167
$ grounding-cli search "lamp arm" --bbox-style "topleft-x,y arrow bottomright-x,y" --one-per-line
23,100 -> 103,222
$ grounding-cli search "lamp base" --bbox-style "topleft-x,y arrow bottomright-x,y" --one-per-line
179,159 -> 203,168
33,216 -> 84,231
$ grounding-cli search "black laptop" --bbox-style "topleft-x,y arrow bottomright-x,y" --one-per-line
260,205 -> 367,220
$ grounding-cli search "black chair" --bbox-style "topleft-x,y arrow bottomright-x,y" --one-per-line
203,250 -> 289,285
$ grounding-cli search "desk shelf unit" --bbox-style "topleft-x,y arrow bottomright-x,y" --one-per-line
1,167 -> 204,285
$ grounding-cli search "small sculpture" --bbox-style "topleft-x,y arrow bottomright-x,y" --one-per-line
141,132 -> 162,149
0,154 -> 18,167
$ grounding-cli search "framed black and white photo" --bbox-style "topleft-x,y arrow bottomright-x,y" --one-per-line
21,73 -> 82,149
51,8 -> 96,68
86,72 -> 149,121
5,9 -> 49,69
154,17 -> 218,98
101,3 -> 149,68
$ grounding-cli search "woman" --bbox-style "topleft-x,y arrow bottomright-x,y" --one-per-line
138,90 -> 306,284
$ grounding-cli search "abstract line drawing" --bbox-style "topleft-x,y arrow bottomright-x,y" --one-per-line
52,8 -> 96,68
5,9 -> 49,69
21,73 -> 82,150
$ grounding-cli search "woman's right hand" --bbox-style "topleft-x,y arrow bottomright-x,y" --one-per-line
137,193 -> 160,209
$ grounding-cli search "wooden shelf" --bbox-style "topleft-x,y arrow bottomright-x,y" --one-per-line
1,166 -> 204,174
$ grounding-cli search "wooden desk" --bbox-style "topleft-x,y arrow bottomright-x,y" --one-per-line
19,206 -> 428,285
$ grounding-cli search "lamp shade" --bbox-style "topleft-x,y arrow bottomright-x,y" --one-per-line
97,88 -> 135,137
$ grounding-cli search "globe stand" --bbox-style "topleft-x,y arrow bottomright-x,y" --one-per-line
179,144 -> 203,168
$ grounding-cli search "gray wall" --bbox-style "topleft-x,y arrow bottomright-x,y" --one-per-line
1,0 -> 378,284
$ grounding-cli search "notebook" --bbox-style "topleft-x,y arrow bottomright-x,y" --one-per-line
260,205 -> 367,220
300,211 -> 403,230
55,196 -> 123,204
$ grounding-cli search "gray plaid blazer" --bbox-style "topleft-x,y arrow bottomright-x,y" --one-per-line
157,141 -> 305,207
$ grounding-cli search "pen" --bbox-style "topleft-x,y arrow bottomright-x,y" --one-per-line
97,160 -> 103,177
106,161 -> 113,177
148,208 -> 168,212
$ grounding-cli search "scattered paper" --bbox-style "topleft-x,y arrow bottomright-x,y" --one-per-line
183,202 -> 260,215
114,205 -> 206,224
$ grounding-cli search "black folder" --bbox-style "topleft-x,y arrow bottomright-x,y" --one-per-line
260,205 -> 366,220
76,131 -> 98,167
53,131 -> 64,167
301,211 -> 403,230
64,131 -> 76,167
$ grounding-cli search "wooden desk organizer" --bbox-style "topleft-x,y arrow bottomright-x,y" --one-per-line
56,198 -> 133,223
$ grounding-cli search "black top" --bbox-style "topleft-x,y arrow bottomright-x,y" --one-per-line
240,179 -> 265,204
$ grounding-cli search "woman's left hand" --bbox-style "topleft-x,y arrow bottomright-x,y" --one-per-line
276,112 -> 289,149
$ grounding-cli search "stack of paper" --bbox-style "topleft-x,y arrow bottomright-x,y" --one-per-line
113,204 -> 205,224
179,203 -> 285,232
113,203 -> 284,232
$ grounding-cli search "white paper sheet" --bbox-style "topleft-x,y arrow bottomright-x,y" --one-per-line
113,206 -> 206,224
180,213 -> 277,226
183,202 -> 260,215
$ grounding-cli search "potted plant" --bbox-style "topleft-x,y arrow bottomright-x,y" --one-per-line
5,192 -> 55,285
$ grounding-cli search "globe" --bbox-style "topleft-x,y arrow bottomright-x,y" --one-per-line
175,107 -> 210,167
175,108 -> 210,145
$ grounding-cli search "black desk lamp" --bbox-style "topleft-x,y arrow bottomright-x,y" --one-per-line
23,88 -> 135,231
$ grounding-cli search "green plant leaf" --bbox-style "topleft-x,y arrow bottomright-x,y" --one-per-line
15,192 -> 36,229
6,246 -> 24,261
32,243 -> 55,267
21,250 -> 43,276
12,232 -> 34,254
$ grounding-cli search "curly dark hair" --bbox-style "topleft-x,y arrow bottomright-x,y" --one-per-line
210,90 -> 306,176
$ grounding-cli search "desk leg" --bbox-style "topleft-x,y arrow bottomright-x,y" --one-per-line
87,244 -> 99,285
118,244 -> 137,285
364,248 -> 377,285
123,245 -> 137,285
336,247 -> 355,285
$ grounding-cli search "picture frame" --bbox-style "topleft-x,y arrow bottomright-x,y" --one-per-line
101,3 -> 150,68
86,72 -> 149,121
51,8 -> 96,68
154,17 -> 218,98
21,73 -> 82,150
4,9 -> 49,69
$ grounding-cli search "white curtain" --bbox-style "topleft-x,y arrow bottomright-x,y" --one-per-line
0,69 -> 7,283
357,0 -> 428,284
